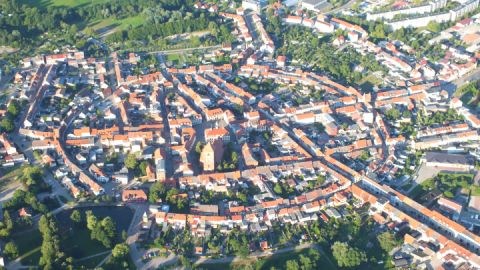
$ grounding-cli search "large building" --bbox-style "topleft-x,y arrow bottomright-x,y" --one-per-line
423,152 -> 474,170
200,141 -> 223,172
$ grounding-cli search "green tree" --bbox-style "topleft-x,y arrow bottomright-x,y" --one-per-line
3,241 -> 19,259
316,175 -> 326,186
426,21 -> 441,32
195,142 -> 204,155
86,210 -> 97,231
149,182 -> 166,203
101,217 -> 116,239
3,211 -> 13,230
377,231 -> 398,253
112,243 -> 129,258
138,160 -> 150,176
273,183 -> 283,194
38,215 -> 63,270
7,101 -> 20,117
285,260 -> 300,270
1,117 -> 14,132
124,154 -> 137,170
331,241 -> 367,268
70,210 -> 82,224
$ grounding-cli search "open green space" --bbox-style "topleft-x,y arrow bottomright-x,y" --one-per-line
0,165 -> 24,192
10,206 -> 133,267
56,206 -> 134,260
358,73 -> 383,92
409,173 -> 477,200
166,53 -> 184,66
197,248 -> 337,270
19,0 -> 110,8
89,15 -> 146,35
62,224 -> 110,259
455,80 -> 480,109
11,229 -> 43,266
74,251 -> 109,268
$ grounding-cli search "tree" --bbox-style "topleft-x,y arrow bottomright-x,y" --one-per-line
86,212 -> 117,248
7,101 -> 20,117
1,117 -> 14,132
112,243 -> 129,258
4,211 -> 13,230
426,21 -> 441,32
316,175 -> 326,186
385,108 -> 400,121
149,182 -> 166,203
3,241 -> 19,259
124,154 -> 137,170
86,210 -> 97,231
331,241 -> 367,268
285,260 -> 300,270
70,210 -> 81,224
273,183 -> 283,194
38,215 -> 63,270
101,217 -> 116,239
377,232 -> 398,253
195,142 -> 204,155
138,160 -> 150,176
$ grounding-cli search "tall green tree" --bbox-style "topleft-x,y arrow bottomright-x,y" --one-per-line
331,241 -> 367,268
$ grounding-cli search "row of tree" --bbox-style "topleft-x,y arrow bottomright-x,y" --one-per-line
38,215 -> 74,270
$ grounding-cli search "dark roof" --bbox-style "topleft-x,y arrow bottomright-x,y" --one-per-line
425,152 -> 473,165
393,258 -> 409,267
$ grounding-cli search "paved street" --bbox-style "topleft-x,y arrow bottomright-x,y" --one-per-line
126,203 -> 149,269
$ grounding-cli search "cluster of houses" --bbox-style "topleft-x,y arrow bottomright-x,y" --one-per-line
1,1 -> 480,268
0,134 -> 25,167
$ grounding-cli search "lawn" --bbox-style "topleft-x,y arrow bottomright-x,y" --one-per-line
19,0 -> 110,8
61,225 -> 110,259
455,80 -> 480,109
55,206 -> 134,260
89,15 -> 145,35
166,53 -> 185,66
11,229 -> 43,266
358,73 -> 383,92
74,251 -> 109,268
0,165 -> 24,192
197,248 -> 337,270
409,173 -> 477,200
20,0 -> 145,36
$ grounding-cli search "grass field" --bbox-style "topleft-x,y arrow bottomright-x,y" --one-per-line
56,206 -> 134,260
358,73 -> 383,91
455,80 -> 480,109
9,206 -> 133,268
0,165 -> 23,191
19,0 -> 110,8
12,229 -> 43,266
409,173 -> 478,201
198,248 -> 337,270
89,15 -> 145,35
20,0 -> 144,36
0,166 -> 25,204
